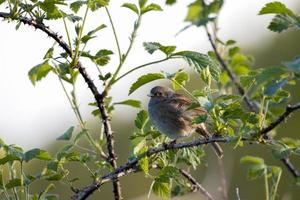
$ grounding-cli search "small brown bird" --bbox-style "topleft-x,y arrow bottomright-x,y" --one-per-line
148,86 -> 223,158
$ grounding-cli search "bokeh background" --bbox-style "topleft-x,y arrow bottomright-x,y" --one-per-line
0,0 -> 300,199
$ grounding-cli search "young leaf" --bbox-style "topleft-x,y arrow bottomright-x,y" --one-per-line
114,99 -> 141,108
28,61 -> 53,85
129,73 -> 165,95
170,70 -> 189,90
70,1 -> 85,13
166,0 -> 176,5
81,24 -> 106,44
141,3 -> 162,14
122,3 -> 139,14
139,0 -> 147,8
259,1 -> 293,16
171,51 -> 220,81
57,126 -> 74,141
268,14 -> 298,32
135,110 -> 148,129
24,148 -> 52,162
240,156 -> 264,165
143,42 -> 176,56
88,0 -> 109,11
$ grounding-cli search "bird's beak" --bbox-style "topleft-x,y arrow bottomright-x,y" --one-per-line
147,94 -> 153,97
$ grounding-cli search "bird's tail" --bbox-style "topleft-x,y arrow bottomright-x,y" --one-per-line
196,124 -> 223,158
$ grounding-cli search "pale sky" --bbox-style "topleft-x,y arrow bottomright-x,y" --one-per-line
0,0 -> 297,149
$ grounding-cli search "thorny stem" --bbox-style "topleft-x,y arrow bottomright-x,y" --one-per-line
0,11 -> 123,199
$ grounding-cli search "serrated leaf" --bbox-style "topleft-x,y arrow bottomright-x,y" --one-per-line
135,110 -> 148,129
172,51 -> 220,81
66,14 -> 82,22
268,14 -> 296,32
122,3 -> 139,14
88,0 -> 109,11
141,3 -> 162,14
24,148 -> 52,162
57,126 -> 74,141
39,0 -> 65,19
143,42 -> 176,56
129,73 -> 165,95
28,61 -> 53,85
259,1 -> 293,15
114,99 -> 141,108
70,1 -> 85,13
81,24 -> 106,44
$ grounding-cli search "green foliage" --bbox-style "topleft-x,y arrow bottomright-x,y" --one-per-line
143,42 -> 176,56
259,1 -> 300,32
56,126 -> 75,141
129,73 -> 165,94
114,99 -> 141,108
28,61 -> 53,85
1,0 -> 300,199
172,51 -> 220,81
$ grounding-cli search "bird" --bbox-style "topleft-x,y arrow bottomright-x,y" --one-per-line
148,86 -> 223,158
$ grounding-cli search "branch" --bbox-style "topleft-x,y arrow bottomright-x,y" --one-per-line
179,169 -> 215,200
260,103 -> 300,137
202,11 -> 299,178
70,137 -> 236,199
0,12 -> 122,199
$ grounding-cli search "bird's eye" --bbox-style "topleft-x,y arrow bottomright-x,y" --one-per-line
156,92 -> 162,96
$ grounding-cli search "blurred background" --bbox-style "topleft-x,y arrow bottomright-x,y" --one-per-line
0,0 -> 300,199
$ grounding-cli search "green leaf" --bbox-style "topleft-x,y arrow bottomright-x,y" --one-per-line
57,126 -> 74,141
135,110 -> 148,129
5,178 -> 21,189
259,2 -> 293,15
114,99 -> 141,108
81,24 -> 106,44
0,154 -> 22,165
66,14 -> 82,22
39,0 -> 65,19
268,14 -> 297,32
0,0 -> 5,5
166,0 -> 176,5
88,0 -> 109,11
44,47 -> 54,59
171,51 -> 220,81
122,3 -> 139,14
151,180 -> 170,198
94,49 -> 113,66
283,56 -> 300,72
24,148 -> 52,162
70,1 -> 85,13
141,3 -> 162,14
240,156 -> 264,165
28,61 -> 53,85
143,42 -> 176,56
170,70 -> 189,90
139,0 -> 147,8
264,78 -> 288,96
272,147 -> 292,159
129,73 -> 165,95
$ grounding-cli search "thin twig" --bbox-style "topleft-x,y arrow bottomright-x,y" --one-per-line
0,12 -> 123,199
201,10 -> 299,178
236,188 -> 241,200
179,169 -> 215,200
